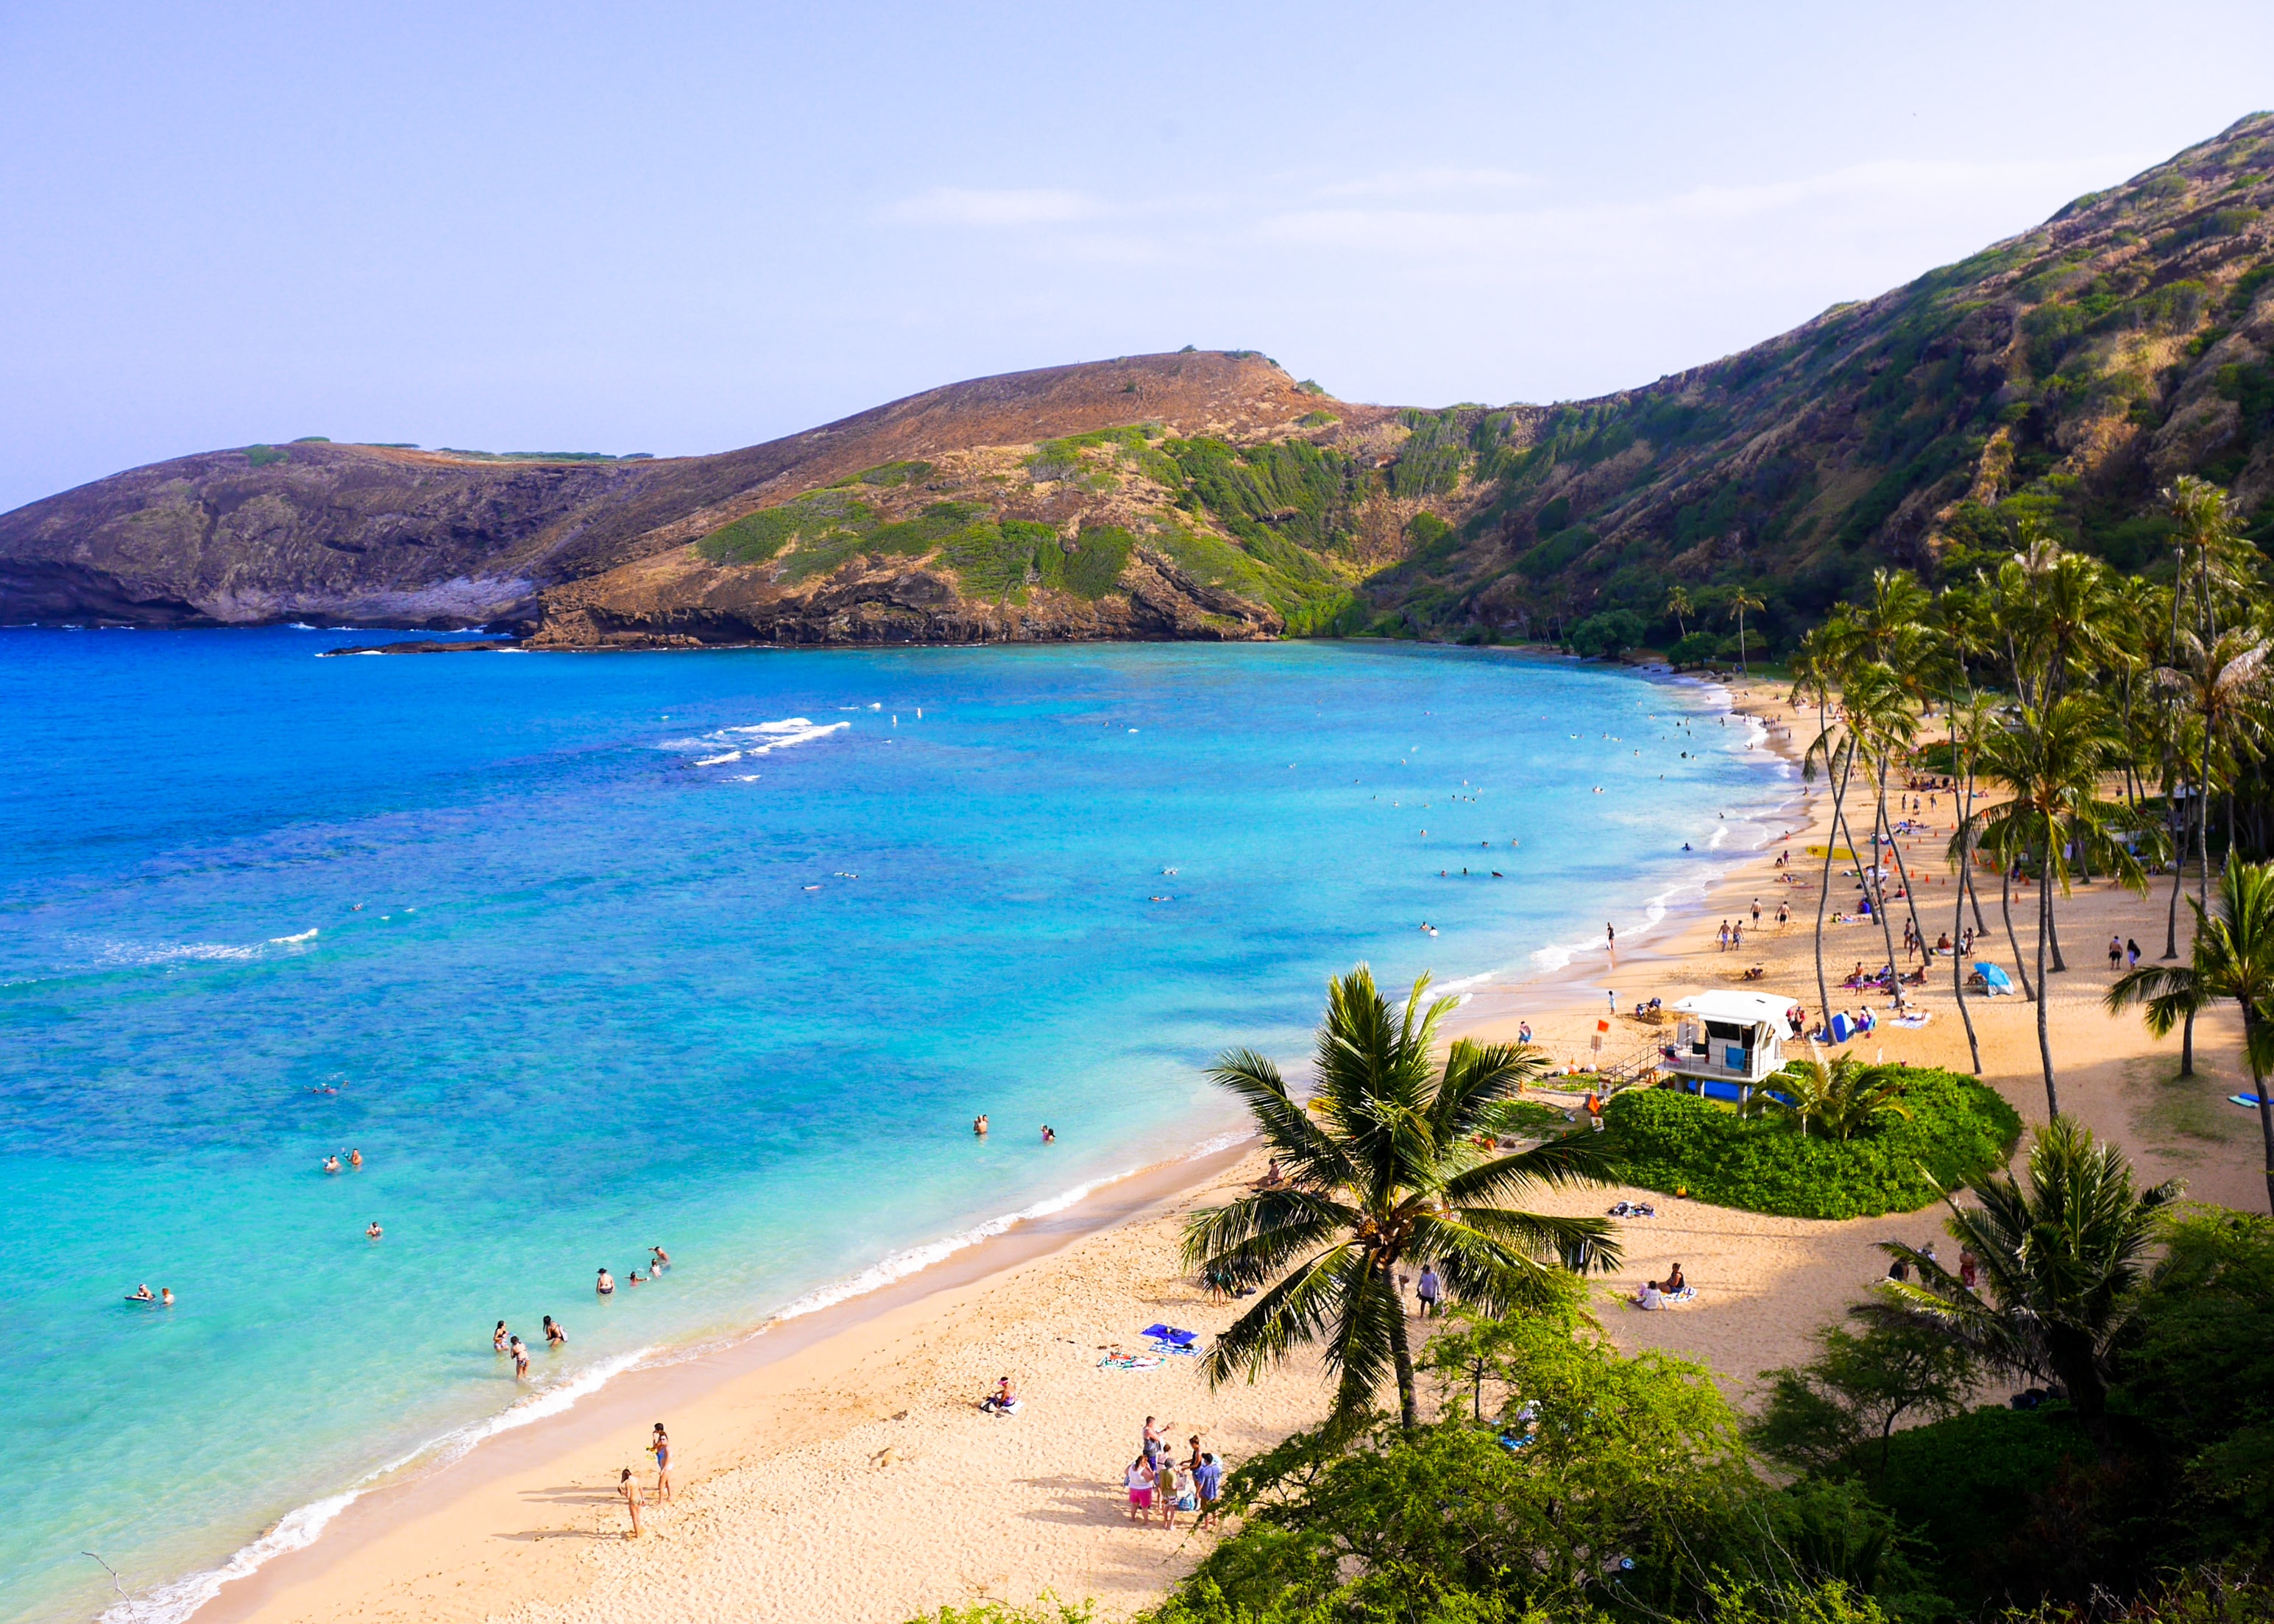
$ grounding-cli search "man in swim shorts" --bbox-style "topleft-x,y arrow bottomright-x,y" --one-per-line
596,1268 -> 615,1296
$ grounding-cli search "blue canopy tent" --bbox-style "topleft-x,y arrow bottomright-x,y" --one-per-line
1972,962 -> 2014,996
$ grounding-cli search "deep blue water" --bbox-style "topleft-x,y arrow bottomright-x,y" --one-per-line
0,630 -> 1784,1624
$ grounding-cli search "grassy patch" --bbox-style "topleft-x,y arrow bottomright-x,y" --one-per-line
830,460 -> 934,489
1294,409 -> 1339,428
1062,523 -> 1134,598
2128,1055 -> 2251,1152
937,517 -> 1062,600
1604,1066 -> 2022,1219
244,444 -> 288,467
698,490 -> 876,570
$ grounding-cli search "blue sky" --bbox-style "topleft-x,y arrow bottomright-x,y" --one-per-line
3,1 -> 2270,512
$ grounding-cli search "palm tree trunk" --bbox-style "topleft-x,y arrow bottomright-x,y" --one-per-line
1813,746 -> 1852,1031
1390,1298 -> 1419,1430
2044,831 -> 2069,973
2164,793 -> 2188,959
2244,1007 -> 2274,1219
2036,855 -> 2060,1119
1954,835 -> 1983,1074
2001,862 -> 2036,1002
1869,793 -> 1907,1009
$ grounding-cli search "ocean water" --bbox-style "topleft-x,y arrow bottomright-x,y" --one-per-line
0,630 -> 1786,1624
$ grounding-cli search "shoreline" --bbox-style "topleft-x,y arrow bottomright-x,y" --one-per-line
138,663 -> 1794,1624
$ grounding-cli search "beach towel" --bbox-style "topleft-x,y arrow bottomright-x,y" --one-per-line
2231,1094 -> 2266,1109
1140,1324 -> 1198,1347
1892,1011 -> 1931,1029
1665,1286 -> 1698,1304
1098,1352 -> 1165,1371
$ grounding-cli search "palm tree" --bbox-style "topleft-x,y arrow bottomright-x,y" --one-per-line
1728,587 -> 1765,675
2108,854 -> 2274,1216
1665,585 -> 1693,642
1741,1051 -> 1910,1141
1182,967 -> 1619,1429
1967,695 -> 2153,1117
1870,1117 -> 2179,1425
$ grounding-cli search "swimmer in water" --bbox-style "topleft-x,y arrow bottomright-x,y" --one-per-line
160,1287 -> 174,1307
349,1149 -> 363,1169
1041,1124 -> 1056,1143
544,1314 -> 567,1346
597,1268 -> 616,1296
322,1155 -> 341,1174
495,1321 -> 510,1351
628,1271 -> 647,1286
127,1284 -> 155,1302
366,1220 -> 383,1239
974,1114 -> 989,1137
649,1246 -> 670,1272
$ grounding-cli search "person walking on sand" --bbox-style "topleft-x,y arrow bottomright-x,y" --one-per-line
618,1468 -> 644,1538
650,1423 -> 672,1501
1417,1262 -> 1442,1317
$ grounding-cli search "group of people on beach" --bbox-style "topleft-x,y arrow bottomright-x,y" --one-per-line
617,1423 -> 673,1536
1125,1416 -> 1225,1531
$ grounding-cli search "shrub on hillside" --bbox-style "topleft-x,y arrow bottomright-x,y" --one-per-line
1604,1067 -> 2021,1219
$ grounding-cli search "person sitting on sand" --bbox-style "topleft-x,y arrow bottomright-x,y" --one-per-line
982,1376 -> 1018,1414
1256,1158 -> 1285,1189
596,1268 -> 615,1296
1634,1280 -> 1664,1310
1663,1261 -> 1686,1293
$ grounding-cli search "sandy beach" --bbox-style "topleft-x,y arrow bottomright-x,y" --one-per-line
189,674 -> 2269,1624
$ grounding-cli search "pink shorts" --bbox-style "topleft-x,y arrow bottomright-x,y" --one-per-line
1130,1489 -> 1153,1508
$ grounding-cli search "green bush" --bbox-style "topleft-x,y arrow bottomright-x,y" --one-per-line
1604,1068 -> 2021,1219
1062,523 -> 1135,598
1568,609 -> 1646,658
244,444 -> 288,467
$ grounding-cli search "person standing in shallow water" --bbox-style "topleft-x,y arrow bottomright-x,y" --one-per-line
596,1268 -> 615,1296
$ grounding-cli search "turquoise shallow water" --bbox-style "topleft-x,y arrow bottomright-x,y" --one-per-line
0,631 -> 1785,1624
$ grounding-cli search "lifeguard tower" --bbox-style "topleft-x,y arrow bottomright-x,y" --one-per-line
1664,990 -> 1799,1103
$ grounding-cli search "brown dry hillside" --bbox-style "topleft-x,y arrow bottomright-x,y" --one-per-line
0,352 -> 1388,636
8,113 -> 2274,650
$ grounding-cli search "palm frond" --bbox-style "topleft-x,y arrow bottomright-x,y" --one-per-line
1200,1241 -> 1361,1390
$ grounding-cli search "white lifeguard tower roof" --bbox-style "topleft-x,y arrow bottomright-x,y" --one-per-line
1669,990 -> 1798,1026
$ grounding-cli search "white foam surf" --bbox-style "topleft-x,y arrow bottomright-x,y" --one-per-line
664,716 -> 851,767
98,1344 -> 659,1624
